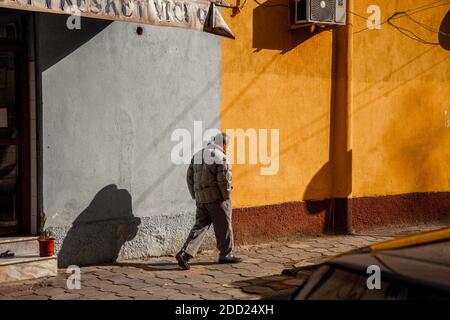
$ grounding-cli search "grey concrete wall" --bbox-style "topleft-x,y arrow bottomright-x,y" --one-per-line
37,15 -> 221,266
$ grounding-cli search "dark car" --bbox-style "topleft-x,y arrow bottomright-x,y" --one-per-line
290,228 -> 450,300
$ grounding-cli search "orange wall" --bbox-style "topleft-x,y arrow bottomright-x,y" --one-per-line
351,0 -> 450,197
221,0 -> 450,208
221,0 -> 334,208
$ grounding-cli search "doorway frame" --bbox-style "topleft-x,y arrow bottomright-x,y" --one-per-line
0,11 -> 32,236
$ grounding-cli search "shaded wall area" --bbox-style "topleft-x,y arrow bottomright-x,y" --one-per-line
57,184 -> 141,266
37,13 -> 111,72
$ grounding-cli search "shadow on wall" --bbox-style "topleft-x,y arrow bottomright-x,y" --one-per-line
37,13 -> 112,71
303,150 -> 352,234
252,0 -> 329,53
58,185 -> 141,267
439,11 -> 450,51
303,26 -> 352,234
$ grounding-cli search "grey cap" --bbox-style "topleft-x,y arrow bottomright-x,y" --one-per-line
214,132 -> 230,147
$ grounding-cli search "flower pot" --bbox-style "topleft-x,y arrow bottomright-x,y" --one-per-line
38,239 -> 55,257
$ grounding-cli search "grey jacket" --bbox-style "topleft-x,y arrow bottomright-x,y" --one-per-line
187,143 -> 232,203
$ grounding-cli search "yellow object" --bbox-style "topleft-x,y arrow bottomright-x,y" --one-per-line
220,0 -> 450,208
370,228 -> 450,251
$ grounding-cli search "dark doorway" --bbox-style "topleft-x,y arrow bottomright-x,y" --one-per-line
0,12 -> 30,235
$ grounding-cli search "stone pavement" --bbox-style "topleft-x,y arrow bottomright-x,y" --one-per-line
0,223 -> 445,300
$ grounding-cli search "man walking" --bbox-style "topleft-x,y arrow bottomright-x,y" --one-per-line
176,133 -> 242,270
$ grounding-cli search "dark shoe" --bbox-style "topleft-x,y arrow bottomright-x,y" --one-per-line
176,251 -> 192,270
0,250 -> 14,258
218,256 -> 243,264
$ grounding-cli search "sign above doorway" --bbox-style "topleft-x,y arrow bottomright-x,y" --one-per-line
0,0 -> 235,38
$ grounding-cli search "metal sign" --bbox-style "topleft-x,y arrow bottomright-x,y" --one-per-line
0,0 -> 235,37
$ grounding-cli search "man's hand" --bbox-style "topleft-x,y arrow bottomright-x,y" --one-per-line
187,159 -> 195,200
217,161 -> 232,201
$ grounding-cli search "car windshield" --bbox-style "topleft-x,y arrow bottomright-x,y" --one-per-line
293,265 -> 450,300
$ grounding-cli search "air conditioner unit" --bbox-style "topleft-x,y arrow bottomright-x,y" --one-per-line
290,0 -> 347,28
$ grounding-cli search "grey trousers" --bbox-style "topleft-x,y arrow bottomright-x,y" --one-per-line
182,199 -> 234,259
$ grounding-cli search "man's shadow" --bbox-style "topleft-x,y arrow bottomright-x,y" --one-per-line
439,10 -> 450,51
58,184 -> 141,267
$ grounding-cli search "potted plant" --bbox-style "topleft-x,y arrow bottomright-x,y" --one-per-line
38,212 -> 55,257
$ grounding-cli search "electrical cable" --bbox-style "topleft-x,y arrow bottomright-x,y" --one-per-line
348,10 -> 367,21
225,0 -> 450,43
237,0 -> 249,11
213,0 -> 248,11
350,0 -> 450,44
387,10 -> 446,45
402,12 -> 450,37
388,18 -> 441,45
402,0 -> 450,17
402,0 -> 450,13
253,0 -> 288,8
405,13 -> 440,32
352,0 -> 450,35
215,0 -> 287,10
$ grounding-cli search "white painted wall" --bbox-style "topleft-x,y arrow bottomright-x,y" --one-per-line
39,16 -> 221,266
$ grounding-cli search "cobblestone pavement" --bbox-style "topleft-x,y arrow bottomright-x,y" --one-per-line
0,223 -> 446,300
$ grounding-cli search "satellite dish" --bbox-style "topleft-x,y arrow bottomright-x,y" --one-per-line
204,2 -> 236,39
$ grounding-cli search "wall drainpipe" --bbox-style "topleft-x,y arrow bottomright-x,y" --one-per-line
329,0 -> 354,234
